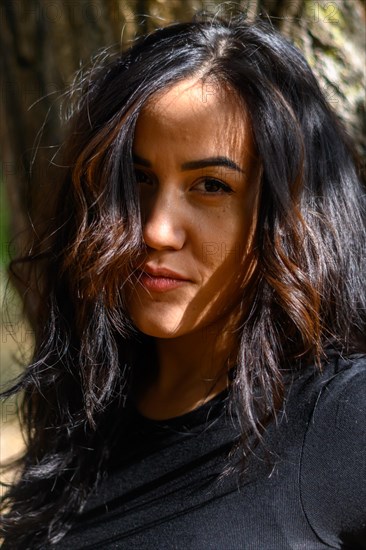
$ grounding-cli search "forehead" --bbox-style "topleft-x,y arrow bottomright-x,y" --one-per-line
134,77 -> 254,161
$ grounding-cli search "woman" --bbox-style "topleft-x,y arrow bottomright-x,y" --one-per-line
1,14 -> 365,549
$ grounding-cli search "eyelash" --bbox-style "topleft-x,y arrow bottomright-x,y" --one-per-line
195,178 -> 233,194
134,169 -> 153,185
134,170 -> 233,195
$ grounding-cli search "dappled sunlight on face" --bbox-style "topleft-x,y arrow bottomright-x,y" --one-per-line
126,77 -> 261,341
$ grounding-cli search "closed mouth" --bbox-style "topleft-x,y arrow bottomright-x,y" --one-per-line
136,268 -> 189,292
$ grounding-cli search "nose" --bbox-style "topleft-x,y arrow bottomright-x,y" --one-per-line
141,190 -> 186,251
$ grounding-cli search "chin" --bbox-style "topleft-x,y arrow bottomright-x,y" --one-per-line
130,312 -> 187,339
134,324 -> 185,339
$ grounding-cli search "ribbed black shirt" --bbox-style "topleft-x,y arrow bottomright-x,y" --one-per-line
57,354 -> 366,549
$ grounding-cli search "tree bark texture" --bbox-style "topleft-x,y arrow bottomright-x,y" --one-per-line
0,0 -> 365,308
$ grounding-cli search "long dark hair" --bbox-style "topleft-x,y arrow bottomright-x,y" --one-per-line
1,14 -> 365,548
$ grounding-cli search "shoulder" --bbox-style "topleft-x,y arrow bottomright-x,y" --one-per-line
299,353 -> 366,548
306,353 -> 366,423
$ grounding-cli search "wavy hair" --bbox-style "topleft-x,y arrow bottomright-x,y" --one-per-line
1,14 -> 365,548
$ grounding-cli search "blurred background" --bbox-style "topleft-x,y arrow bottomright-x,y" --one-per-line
0,0 -> 365,466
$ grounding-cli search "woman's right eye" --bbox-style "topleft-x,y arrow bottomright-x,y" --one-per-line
134,168 -> 153,185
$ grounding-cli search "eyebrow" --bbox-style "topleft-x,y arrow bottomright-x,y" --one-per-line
132,154 -> 244,174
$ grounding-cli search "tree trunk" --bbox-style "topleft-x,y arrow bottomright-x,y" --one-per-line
260,0 -> 366,167
0,0 -> 365,313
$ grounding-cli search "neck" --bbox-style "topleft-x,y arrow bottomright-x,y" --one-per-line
137,322 -> 238,420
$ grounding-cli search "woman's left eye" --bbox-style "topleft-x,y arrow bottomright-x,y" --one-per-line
194,178 -> 233,194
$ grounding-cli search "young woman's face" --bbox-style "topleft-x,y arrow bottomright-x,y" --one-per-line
127,77 -> 260,340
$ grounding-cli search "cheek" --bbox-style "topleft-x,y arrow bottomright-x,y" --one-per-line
200,241 -> 242,271
199,216 -> 248,270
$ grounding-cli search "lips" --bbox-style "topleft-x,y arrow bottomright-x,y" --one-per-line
137,264 -> 190,292
143,264 -> 188,280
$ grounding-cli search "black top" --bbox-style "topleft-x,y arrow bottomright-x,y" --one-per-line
57,354 -> 366,549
